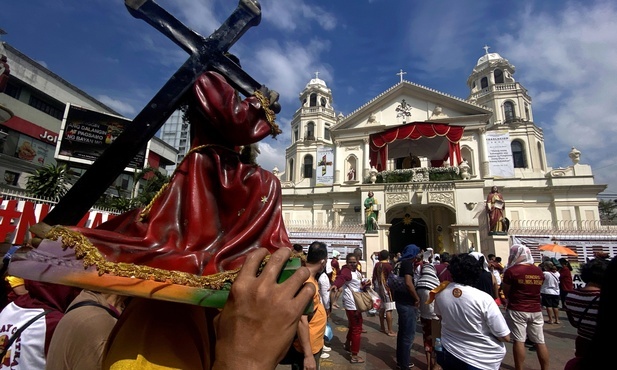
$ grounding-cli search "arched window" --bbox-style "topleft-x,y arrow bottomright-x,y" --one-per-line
288,159 -> 294,182
511,140 -> 527,168
461,146 -> 474,175
303,155 -> 313,178
309,93 -> 317,107
346,155 -> 358,181
293,127 -> 299,142
306,122 -> 315,140
481,77 -> 488,89
320,97 -> 327,107
525,104 -> 530,121
494,69 -> 504,84
504,101 -> 515,122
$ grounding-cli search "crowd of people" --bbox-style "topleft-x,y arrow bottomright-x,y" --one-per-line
0,237 -> 615,370
298,243 -> 614,370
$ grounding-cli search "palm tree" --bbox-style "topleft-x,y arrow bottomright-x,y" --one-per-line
25,164 -> 70,200
132,167 -> 170,207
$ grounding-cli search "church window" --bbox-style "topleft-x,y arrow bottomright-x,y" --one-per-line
324,128 -> 331,141
294,127 -> 299,142
303,155 -> 313,178
511,140 -> 527,168
481,77 -> 488,89
504,101 -> 515,122
306,122 -> 315,140
309,93 -> 317,107
525,104 -> 530,120
320,97 -> 327,107
494,69 -> 504,84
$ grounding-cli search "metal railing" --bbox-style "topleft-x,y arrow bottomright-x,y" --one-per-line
509,219 -> 617,236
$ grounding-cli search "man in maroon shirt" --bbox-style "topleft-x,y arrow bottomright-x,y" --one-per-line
434,252 -> 453,282
502,244 -> 550,370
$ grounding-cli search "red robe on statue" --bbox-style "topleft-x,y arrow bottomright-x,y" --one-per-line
68,71 -> 290,277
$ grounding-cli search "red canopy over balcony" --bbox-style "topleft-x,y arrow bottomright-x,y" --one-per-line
369,122 -> 464,171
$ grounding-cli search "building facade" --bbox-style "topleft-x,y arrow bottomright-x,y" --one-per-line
0,42 -> 176,198
279,50 -> 610,277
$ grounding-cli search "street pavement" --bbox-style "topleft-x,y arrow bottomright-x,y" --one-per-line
277,306 -> 577,370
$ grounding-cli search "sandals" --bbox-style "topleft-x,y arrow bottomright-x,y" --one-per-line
350,356 -> 365,363
387,331 -> 397,337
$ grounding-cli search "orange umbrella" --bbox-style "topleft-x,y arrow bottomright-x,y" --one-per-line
538,244 -> 578,256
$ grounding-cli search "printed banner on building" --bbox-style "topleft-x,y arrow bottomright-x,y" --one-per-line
55,104 -> 147,171
0,197 -> 118,246
486,130 -> 514,177
316,146 -> 334,186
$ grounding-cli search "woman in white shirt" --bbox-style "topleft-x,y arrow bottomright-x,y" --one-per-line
431,253 -> 510,370
540,260 -> 561,324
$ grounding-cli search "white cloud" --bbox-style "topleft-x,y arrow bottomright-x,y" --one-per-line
257,140 -> 288,172
253,39 -> 332,105
97,95 -> 137,117
261,0 -> 336,32
497,1 -> 617,192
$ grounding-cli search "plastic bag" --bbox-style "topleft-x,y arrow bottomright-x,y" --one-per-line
324,323 -> 333,342
367,287 -> 381,310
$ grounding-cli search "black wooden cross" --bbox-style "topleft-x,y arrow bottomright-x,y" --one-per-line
44,0 -> 278,226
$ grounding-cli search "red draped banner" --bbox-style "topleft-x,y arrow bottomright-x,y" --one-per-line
369,122 -> 464,170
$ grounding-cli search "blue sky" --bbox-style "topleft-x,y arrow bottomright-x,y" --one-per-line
2,0 -> 616,195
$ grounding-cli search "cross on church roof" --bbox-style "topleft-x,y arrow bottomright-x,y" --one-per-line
483,45 -> 490,54
314,71 -> 319,79
397,69 -> 407,83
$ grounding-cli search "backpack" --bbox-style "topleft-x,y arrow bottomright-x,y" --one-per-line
387,261 -> 407,293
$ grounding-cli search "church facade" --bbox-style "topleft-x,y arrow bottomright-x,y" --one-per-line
278,50 -> 610,275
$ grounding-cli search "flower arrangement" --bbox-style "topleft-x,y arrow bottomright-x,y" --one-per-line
365,166 -> 461,183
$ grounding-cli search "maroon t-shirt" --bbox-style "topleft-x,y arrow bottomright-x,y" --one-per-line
503,264 -> 544,312
435,263 -> 453,282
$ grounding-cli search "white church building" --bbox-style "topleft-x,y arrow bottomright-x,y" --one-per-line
277,50 -> 611,276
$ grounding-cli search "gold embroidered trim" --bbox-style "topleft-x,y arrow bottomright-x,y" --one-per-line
253,90 -> 281,137
46,226 -> 240,289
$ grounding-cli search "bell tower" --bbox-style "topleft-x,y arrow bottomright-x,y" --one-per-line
467,46 -> 533,126
285,72 -> 336,186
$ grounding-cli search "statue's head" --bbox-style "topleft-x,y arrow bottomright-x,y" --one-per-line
368,191 -> 374,198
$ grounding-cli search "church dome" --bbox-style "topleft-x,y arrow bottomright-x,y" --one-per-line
306,77 -> 328,89
476,52 -> 504,66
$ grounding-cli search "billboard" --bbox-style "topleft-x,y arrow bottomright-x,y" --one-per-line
316,146 -> 334,186
55,104 -> 147,171
486,130 -> 515,178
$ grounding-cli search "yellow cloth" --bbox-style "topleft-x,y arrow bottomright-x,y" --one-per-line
103,298 -> 214,370
426,281 -> 450,304
293,276 -> 327,355
5,275 -> 25,288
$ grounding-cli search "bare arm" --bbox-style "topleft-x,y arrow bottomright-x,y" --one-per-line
405,274 -> 420,307
297,315 -> 317,370
491,273 -> 500,299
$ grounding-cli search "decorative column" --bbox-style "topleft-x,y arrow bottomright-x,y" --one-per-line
363,138 -> 370,179
478,127 -> 489,178
334,140 -> 341,183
